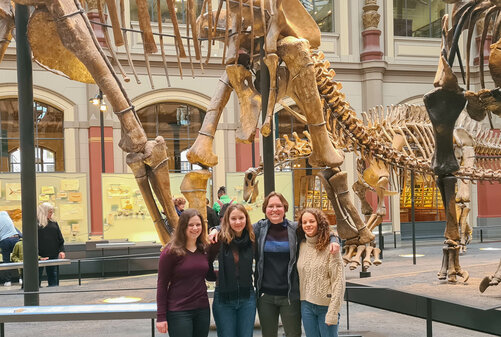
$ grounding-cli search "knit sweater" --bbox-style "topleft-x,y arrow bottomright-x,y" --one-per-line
297,234 -> 345,325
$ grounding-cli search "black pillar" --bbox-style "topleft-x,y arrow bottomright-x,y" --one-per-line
411,170 -> 416,265
99,91 -> 105,173
260,39 -> 274,195
16,3 -> 39,306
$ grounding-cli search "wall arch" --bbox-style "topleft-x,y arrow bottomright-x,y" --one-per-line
0,83 -> 78,172
0,83 -> 77,122
132,88 -> 211,111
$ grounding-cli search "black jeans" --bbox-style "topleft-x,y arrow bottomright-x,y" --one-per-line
166,307 -> 210,337
39,265 -> 59,286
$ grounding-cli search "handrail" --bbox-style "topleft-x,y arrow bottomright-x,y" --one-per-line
345,283 -> 501,336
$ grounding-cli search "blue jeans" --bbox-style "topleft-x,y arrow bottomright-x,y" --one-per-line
0,236 -> 20,282
212,288 -> 256,337
166,307 -> 210,337
301,301 -> 339,337
39,265 -> 59,287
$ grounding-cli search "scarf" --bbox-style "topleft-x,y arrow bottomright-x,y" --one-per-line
217,229 -> 254,303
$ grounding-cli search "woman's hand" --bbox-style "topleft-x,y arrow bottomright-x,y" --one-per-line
58,252 -> 66,259
208,228 -> 219,243
329,242 -> 340,255
40,257 -> 49,261
156,321 -> 168,334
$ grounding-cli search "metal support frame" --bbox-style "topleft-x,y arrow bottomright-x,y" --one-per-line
16,2 -> 39,307
411,170 -> 417,265
345,283 -> 501,335
260,38 -> 275,196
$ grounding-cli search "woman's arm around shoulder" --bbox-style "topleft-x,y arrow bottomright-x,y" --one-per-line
206,240 -> 221,282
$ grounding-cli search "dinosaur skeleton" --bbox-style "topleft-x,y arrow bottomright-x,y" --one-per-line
243,99 -> 501,271
3,0 -> 501,283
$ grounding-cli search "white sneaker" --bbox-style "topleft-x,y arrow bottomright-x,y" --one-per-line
19,279 -> 22,285
4,282 -> 11,286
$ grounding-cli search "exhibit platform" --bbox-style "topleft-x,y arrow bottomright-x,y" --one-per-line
344,240 -> 501,335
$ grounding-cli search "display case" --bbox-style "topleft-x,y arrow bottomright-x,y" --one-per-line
225,171 -> 293,223
400,176 -> 445,222
0,173 -> 89,242
101,173 -> 212,242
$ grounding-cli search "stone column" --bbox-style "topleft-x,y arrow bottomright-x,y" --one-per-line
361,0 -> 383,61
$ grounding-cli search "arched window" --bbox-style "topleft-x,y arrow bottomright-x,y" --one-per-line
0,99 -> 64,172
137,102 -> 205,172
9,147 -> 56,172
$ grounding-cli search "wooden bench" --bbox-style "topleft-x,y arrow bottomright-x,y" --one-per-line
0,303 -> 157,337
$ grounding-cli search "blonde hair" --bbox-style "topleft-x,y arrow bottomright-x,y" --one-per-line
37,202 -> 55,228
220,203 -> 255,244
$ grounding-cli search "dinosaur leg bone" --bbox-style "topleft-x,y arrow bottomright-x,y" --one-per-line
180,170 -> 212,225
349,245 -> 365,270
367,176 -> 389,232
352,179 -> 374,217
278,37 -> 344,168
480,259 -> 501,293
327,170 -> 375,245
317,169 -> 359,242
342,244 -> 357,265
187,72 -> 233,167
143,137 -> 179,229
437,175 -> 460,243
126,153 -> 172,245
227,64 -> 262,143
43,0 -> 147,152
437,246 -> 448,280
261,53 -> 279,137
363,245 -> 374,269
372,247 -> 381,265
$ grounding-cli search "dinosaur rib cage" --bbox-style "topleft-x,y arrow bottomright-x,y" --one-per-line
308,50 -> 501,184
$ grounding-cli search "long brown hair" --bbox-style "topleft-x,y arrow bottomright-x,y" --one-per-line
169,209 -> 208,255
296,208 -> 330,251
220,203 -> 255,244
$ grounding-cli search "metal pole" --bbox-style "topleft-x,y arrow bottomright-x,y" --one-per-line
78,260 -> 82,286
260,38 -> 274,195
411,170 -> 416,265
346,289 -> 350,330
426,298 -> 432,337
378,223 -> 384,259
100,92 -> 105,173
251,140 -> 256,168
16,2 -> 39,306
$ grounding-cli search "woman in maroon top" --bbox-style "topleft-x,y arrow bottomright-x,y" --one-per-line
156,209 -> 210,337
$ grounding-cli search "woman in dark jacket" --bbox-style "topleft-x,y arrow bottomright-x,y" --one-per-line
210,192 -> 341,337
37,202 -> 65,287
208,203 -> 256,337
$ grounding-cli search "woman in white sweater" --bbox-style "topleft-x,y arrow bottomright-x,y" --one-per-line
296,208 -> 345,337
